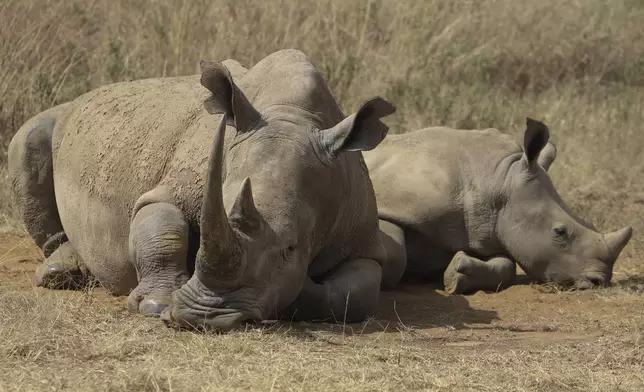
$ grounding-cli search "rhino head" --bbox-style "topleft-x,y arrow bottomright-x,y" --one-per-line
162,51 -> 395,330
495,118 -> 633,288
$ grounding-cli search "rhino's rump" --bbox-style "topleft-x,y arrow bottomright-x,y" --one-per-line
51,76 -> 210,294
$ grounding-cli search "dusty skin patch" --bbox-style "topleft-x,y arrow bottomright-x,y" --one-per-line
1,233 -> 643,392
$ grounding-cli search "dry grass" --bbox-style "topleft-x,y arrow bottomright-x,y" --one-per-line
1,0 -> 643,390
1,237 -> 644,391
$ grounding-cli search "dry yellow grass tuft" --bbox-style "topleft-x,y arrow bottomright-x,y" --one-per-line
0,0 -> 643,390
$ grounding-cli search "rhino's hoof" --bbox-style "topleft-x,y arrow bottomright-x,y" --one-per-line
443,252 -> 474,295
139,297 -> 171,317
127,293 -> 172,317
444,271 -> 471,295
34,263 -> 86,290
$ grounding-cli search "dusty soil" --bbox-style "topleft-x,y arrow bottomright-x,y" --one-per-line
1,233 -> 643,392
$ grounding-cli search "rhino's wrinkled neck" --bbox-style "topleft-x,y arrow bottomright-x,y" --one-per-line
461,152 -> 521,257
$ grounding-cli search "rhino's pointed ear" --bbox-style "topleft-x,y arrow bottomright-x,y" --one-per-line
317,97 -> 396,158
228,177 -> 262,234
220,59 -> 249,80
200,60 -> 259,132
524,117 -> 550,165
537,141 -> 557,171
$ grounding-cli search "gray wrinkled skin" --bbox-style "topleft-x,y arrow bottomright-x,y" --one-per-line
364,119 -> 633,293
8,50 -> 396,331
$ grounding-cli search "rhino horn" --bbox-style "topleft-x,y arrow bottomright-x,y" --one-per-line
604,226 -> 633,260
198,114 -> 241,280
229,177 -> 262,235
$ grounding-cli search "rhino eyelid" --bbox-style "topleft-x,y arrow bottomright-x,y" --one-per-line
281,243 -> 297,252
554,227 -> 567,236
553,226 -> 572,245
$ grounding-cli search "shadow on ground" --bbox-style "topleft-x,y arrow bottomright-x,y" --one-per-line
265,283 -> 500,338
376,284 -> 498,328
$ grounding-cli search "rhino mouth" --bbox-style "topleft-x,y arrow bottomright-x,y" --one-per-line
160,308 -> 249,331
160,276 -> 263,332
572,271 -> 611,290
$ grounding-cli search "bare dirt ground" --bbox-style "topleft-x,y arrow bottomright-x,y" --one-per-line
1,233 -> 643,392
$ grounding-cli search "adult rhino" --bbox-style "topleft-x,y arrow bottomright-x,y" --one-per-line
8,49 -> 396,330
364,119 -> 632,294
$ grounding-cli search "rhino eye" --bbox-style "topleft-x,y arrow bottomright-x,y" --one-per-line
553,226 -> 569,241
281,245 -> 296,258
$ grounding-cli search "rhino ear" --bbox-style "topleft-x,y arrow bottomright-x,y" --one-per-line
537,141 -> 557,171
200,60 -> 259,132
524,117 -> 550,165
317,97 -> 396,158
220,59 -> 249,80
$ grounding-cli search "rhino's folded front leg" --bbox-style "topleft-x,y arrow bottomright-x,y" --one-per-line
279,258 -> 382,323
127,202 -> 191,317
443,252 -> 516,295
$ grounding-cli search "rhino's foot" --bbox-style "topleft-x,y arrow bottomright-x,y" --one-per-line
35,242 -> 88,290
127,286 -> 174,317
443,252 -> 515,295
443,252 -> 476,294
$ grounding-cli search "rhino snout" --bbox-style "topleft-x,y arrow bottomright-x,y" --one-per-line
544,259 -> 613,290
161,275 -> 263,332
573,269 -> 612,290
160,307 -> 252,332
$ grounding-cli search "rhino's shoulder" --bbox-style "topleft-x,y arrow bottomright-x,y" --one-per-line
52,75 -> 212,201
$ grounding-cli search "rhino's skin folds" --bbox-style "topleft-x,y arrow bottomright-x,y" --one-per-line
364,119 -> 632,293
8,50 -> 396,331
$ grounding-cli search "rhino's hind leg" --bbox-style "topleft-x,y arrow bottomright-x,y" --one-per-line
128,202 -> 190,317
279,258 -> 382,323
7,104 -> 86,289
443,251 -> 516,295
378,219 -> 407,289
8,105 -> 68,251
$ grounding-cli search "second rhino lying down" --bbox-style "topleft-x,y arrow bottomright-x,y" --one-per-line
364,119 -> 633,293
9,50 -> 396,330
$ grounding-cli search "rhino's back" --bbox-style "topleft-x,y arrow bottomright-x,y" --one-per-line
52,75 -> 209,293
364,127 -> 520,243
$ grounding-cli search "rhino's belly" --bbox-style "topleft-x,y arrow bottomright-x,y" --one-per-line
54,176 -> 137,294
404,230 -> 454,275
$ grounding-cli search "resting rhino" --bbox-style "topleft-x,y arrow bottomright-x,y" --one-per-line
8,49 -> 396,330
364,119 -> 633,293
